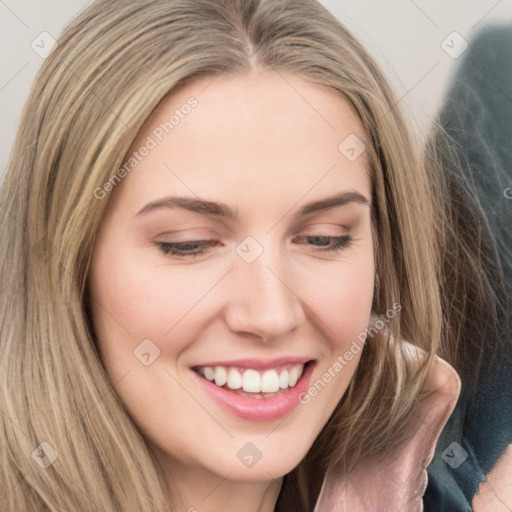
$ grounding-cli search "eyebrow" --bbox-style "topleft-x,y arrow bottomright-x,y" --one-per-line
135,190 -> 370,219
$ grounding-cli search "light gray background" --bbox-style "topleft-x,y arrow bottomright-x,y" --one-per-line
1,0 -> 511,179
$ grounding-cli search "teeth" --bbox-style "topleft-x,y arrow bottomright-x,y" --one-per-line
197,364 -> 305,394
288,365 -> 300,387
242,369 -> 260,392
204,367 -> 215,381
227,368 -> 242,389
261,369 -> 279,393
214,366 -> 227,386
278,369 -> 289,389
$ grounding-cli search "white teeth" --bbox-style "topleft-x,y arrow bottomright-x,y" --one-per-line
204,367 -> 215,381
197,363 -> 306,393
214,366 -> 228,386
227,368 -> 242,390
261,369 -> 280,393
288,365 -> 301,387
278,369 -> 289,389
242,369 -> 261,393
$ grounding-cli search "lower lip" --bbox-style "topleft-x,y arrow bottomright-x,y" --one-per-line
191,362 -> 315,422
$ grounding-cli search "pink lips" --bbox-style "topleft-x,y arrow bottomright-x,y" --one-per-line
191,359 -> 315,422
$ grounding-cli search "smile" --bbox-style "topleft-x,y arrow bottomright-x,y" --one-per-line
194,363 -> 305,396
191,359 -> 315,421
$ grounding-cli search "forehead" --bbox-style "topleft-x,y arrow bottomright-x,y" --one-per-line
110,71 -> 371,215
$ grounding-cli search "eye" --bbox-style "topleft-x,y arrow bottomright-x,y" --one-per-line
157,240 -> 218,257
156,234 -> 353,258
294,235 -> 353,252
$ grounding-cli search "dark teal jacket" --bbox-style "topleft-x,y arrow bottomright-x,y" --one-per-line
424,25 -> 512,511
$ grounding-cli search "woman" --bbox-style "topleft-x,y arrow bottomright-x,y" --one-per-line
0,0 -> 502,510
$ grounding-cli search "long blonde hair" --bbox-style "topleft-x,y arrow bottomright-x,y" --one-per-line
0,0 -> 443,509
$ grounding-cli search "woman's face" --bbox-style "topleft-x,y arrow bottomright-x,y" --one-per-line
88,72 -> 374,487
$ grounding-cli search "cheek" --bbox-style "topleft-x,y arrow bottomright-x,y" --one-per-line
303,251 -> 375,347
87,245 -> 236,385
89,247 -> 209,338
87,253 -> 211,442
293,254 -> 374,427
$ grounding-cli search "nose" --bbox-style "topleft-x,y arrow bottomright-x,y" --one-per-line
224,246 -> 305,342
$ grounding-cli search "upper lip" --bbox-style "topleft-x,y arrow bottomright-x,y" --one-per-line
192,356 -> 314,370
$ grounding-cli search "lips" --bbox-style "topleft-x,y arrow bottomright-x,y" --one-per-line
191,358 -> 315,421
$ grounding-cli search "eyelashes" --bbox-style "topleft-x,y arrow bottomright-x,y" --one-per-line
158,240 -> 215,257
157,235 -> 353,258
297,235 -> 352,252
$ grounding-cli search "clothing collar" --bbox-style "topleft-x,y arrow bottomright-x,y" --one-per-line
313,343 -> 461,511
